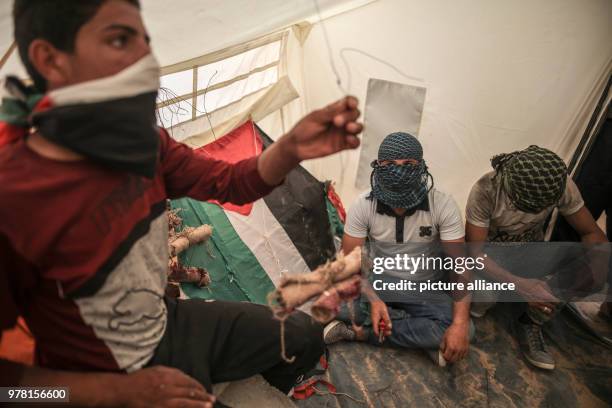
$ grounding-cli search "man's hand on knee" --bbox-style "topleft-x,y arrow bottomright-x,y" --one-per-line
440,322 -> 470,363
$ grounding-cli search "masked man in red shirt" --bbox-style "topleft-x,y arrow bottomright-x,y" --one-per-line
0,1 -> 363,407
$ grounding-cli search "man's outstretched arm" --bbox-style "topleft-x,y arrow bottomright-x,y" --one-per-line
162,97 -> 362,204
257,96 -> 362,186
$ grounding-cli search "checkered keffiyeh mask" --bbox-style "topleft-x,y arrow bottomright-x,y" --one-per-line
370,132 -> 431,209
491,145 -> 567,214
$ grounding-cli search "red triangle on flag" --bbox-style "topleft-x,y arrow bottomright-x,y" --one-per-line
195,120 -> 263,216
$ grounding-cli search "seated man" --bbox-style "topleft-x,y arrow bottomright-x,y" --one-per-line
323,132 -> 473,366
0,1 -> 363,406
465,145 -> 607,370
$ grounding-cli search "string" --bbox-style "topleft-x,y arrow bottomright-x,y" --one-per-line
310,0 -> 426,190
305,12 -> 348,203
311,385 -> 366,404
310,0 -> 349,187
202,70 -> 218,140
310,0 -> 425,96
280,317 -> 296,363
156,87 -> 191,135
311,0 -> 347,95
339,47 -> 425,91
155,78 -> 222,139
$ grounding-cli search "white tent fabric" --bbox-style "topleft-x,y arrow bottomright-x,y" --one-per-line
0,0 -> 373,78
1,0 -> 611,214
298,0 -> 612,211
355,79 -> 427,190
160,29 -> 302,146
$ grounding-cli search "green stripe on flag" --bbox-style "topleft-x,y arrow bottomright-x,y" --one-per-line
171,198 -> 276,304
325,196 -> 344,238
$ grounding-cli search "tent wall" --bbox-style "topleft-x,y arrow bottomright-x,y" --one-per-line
163,25 -> 309,147
295,0 -> 612,211
1,0 -> 611,213
0,0 -> 375,80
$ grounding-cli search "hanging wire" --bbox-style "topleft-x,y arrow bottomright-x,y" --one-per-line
202,70 -> 219,140
339,47 -> 425,92
310,0 -> 425,198
311,0 -> 351,188
310,0 -> 424,95
311,0 -> 348,95
156,69 -> 223,141
310,0 -> 350,187
155,87 -> 193,136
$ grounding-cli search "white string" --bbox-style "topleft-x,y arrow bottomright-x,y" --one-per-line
311,0 -> 348,95
202,70 -> 218,140
310,1 -> 424,96
310,0 -> 425,200
155,73 -> 223,140
338,47 -> 425,91
310,0 -> 349,189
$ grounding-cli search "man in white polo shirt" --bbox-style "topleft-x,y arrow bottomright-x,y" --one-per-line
324,132 -> 473,366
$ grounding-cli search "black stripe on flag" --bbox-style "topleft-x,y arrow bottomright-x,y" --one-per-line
257,125 -> 336,270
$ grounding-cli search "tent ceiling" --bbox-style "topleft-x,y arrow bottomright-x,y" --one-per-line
0,0 -> 370,77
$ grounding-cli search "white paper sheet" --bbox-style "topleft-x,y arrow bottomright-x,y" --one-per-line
355,78 -> 427,189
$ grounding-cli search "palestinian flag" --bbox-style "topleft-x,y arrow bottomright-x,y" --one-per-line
171,120 -> 346,304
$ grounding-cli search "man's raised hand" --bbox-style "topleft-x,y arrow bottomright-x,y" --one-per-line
284,96 -> 362,161
257,96 -> 363,186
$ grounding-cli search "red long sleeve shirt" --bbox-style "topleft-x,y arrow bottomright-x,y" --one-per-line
0,129 -> 275,372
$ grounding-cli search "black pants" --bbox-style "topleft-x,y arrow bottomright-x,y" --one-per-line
147,298 -> 324,393
553,117 -> 612,286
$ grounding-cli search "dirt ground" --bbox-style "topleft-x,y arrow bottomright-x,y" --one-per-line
296,302 -> 612,408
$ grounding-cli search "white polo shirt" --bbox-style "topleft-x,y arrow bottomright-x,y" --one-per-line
345,188 -> 464,280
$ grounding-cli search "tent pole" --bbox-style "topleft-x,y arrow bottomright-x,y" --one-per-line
568,74 -> 612,177
0,41 -> 16,73
545,74 -> 611,241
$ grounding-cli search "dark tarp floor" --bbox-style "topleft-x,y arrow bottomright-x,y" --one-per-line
295,303 -> 612,408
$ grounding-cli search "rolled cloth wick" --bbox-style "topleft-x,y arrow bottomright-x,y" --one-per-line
269,247 -> 362,362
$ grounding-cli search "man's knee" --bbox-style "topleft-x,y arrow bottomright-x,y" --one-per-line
284,311 -> 325,364
430,318 -> 475,345
390,317 -> 447,349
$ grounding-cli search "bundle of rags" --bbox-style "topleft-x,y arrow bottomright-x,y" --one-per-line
166,203 -> 213,298
268,247 -> 362,362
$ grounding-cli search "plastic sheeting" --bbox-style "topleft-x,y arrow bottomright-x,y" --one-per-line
296,303 -> 612,408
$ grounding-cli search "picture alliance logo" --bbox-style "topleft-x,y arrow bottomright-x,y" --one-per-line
371,254 -> 487,275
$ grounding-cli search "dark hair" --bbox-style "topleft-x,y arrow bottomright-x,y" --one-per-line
13,0 -> 141,92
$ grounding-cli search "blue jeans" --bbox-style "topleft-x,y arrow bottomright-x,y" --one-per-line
338,297 -> 473,349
